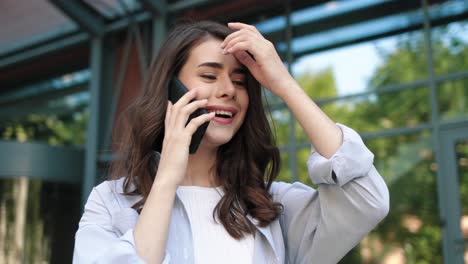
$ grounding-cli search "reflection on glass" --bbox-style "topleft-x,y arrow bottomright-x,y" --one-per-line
438,78 -> 468,122
292,35 -> 402,97
432,20 -> 468,75
277,151 -> 291,183
358,131 -> 441,263
296,147 -> 315,188
455,140 -> 468,262
0,178 -> 81,263
293,85 -> 431,141
268,107 -> 291,147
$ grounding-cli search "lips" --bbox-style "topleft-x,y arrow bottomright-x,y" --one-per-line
206,105 -> 238,117
206,105 -> 239,124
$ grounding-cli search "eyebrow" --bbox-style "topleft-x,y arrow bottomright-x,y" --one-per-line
197,62 -> 247,75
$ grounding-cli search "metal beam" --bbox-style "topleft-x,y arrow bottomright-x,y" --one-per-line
168,0 -> 220,13
0,141 -> 84,184
0,76 -> 88,106
81,33 -> 116,207
280,8 -> 468,60
264,0 -> 423,44
83,37 -> 103,207
140,0 -> 167,15
49,0 -> 105,36
0,33 -> 88,68
0,85 -> 87,121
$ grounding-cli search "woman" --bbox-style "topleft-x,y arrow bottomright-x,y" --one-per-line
73,20 -> 389,264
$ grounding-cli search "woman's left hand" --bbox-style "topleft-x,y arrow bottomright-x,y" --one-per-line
221,22 -> 294,98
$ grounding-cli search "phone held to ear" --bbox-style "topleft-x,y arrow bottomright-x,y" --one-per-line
152,77 -> 209,154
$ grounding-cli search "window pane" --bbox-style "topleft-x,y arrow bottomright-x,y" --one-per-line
431,19 -> 468,76
291,29 -> 428,100
438,77 -> 468,122
293,85 -> 431,141
268,107 -> 291,147
296,147 -> 314,188
341,131 -> 442,263
0,71 -> 89,146
0,178 -> 81,263
277,151 -> 291,183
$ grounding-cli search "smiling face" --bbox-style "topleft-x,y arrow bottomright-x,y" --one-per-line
177,37 -> 249,149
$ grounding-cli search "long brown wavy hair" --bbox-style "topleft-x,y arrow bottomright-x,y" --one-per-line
110,20 -> 283,239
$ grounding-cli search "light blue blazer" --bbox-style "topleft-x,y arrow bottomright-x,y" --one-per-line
73,124 -> 389,264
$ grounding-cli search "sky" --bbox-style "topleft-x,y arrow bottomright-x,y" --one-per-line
292,36 -> 397,96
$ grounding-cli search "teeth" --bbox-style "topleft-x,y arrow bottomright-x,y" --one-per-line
210,110 -> 233,117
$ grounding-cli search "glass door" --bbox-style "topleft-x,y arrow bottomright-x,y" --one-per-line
440,125 -> 468,264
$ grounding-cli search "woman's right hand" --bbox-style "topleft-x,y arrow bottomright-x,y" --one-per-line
155,88 -> 215,187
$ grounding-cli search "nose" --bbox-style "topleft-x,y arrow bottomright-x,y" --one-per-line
216,77 -> 236,99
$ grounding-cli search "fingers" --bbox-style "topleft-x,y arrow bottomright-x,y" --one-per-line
165,89 -> 213,138
220,29 -> 251,50
173,87 -> 198,108
226,22 -> 259,33
233,50 -> 256,69
164,101 -> 172,128
221,26 -> 261,50
169,88 -> 201,128
174,99 -> 208,128
221,22 -> 271,64
185,112 -> 215,135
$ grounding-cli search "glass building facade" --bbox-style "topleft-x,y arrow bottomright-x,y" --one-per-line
0,0 -> 467,263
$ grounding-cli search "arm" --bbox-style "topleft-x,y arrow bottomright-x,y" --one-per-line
133,180 -> 177,263
221,22 -> 342,158
270,124 -> 389,263
275,78 -> 342,158
133,91 -> 215,262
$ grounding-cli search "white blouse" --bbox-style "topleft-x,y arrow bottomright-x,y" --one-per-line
72,123 -> 390,264
176,185 -> 254,264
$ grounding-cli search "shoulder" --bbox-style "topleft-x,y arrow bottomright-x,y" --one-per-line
91,177 -> 141,210
94,177 -> 126,196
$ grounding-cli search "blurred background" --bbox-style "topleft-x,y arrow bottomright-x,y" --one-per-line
0,0 -> 467,263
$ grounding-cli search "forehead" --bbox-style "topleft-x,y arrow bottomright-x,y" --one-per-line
185,38 -> 243,70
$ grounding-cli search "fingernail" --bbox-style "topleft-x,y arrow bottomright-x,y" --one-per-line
222,49 -> 228,55
227,48 -> 233,53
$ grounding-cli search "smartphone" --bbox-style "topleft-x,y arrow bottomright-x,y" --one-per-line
153,77 -> 209,154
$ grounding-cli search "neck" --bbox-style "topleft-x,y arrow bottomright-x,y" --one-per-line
181,143 -> 218,187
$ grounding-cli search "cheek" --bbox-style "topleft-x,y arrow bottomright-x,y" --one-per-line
241,91 -> 249,109
193,82 -> 215,100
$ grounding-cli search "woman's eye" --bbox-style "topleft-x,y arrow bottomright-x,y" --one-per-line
201,75 -> 216,80
233,80 -> 246,87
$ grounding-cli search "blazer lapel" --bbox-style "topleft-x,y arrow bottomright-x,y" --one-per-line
248,214 -> 281,263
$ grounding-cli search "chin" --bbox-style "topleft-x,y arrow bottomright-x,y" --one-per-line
201,125 -> 238,147
203,131 -> 235,147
